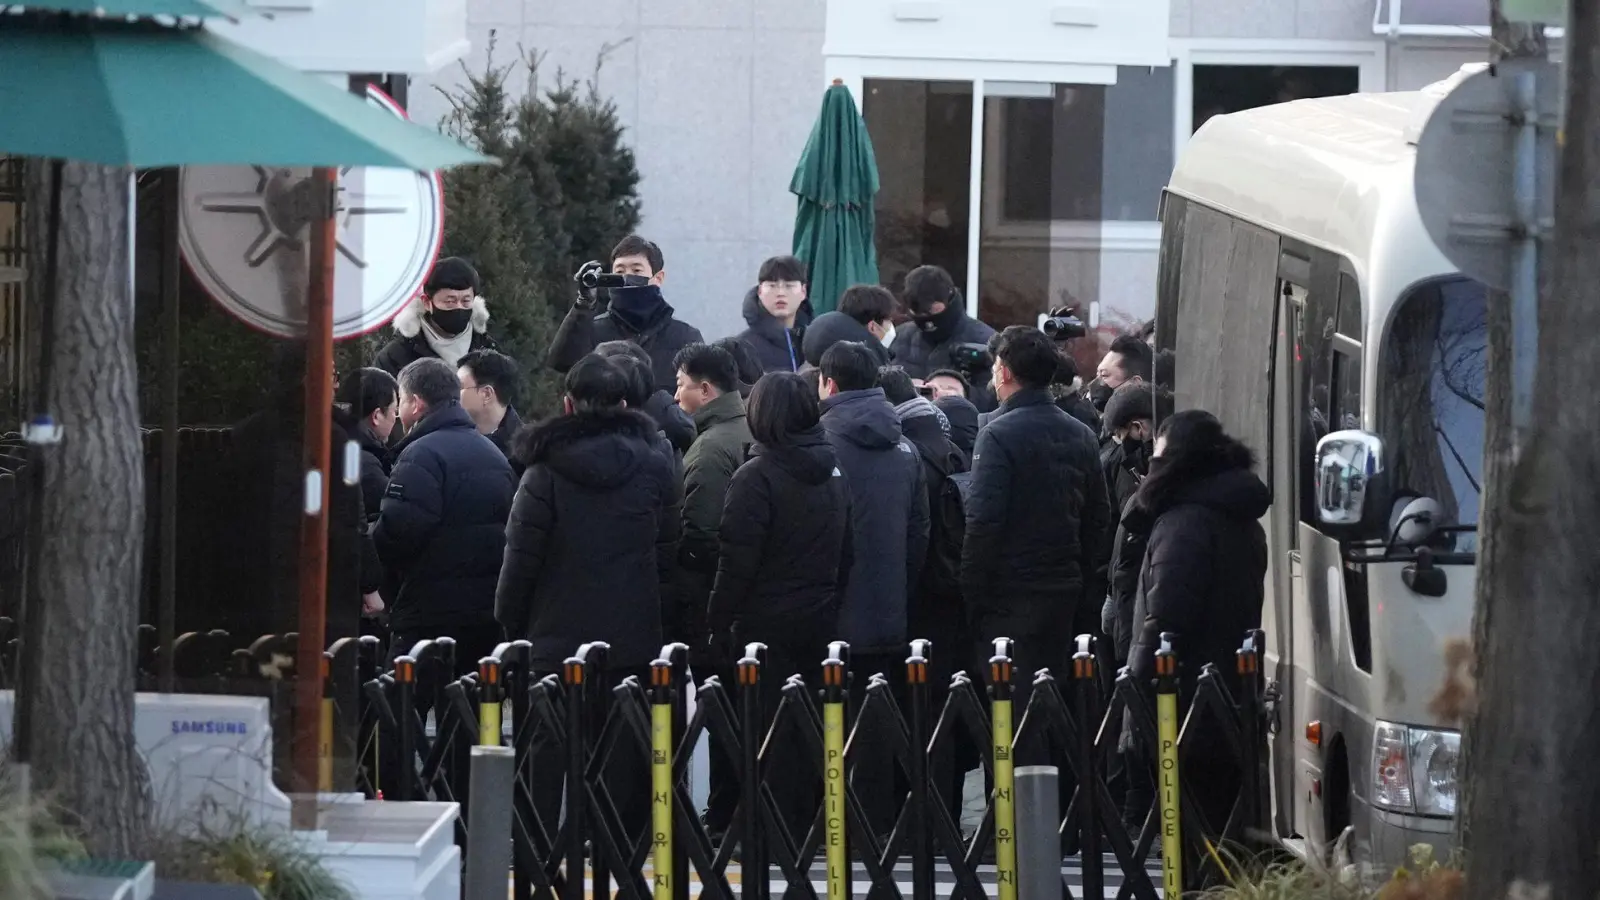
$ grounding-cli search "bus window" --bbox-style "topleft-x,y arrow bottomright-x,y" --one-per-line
1380,277 -> 1486,554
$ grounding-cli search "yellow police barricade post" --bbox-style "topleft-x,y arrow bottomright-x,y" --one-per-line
822,646 -> 849,900
988,638 -> 1018,900
318,651 -> 334,792
478,657 -> 502,747
650,659 -> 674,900
1155,633 -> 1182,895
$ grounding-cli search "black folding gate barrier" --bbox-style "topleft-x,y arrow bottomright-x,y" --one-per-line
357,629 -> 1273,900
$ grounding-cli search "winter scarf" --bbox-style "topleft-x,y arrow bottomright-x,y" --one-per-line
421,315 -> 475,367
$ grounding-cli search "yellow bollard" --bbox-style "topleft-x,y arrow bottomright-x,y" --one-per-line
650,661 -> 674,900
478,658 -> 502,747
318,652 -> 334,793
822,656 -> 848,900
988,645 -> 1017,900
1155,637 -> 1183,895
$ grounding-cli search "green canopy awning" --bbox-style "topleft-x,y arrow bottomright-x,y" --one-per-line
790,82 -> 880,315
0,15 -> 491,170
17,0 -> 251,18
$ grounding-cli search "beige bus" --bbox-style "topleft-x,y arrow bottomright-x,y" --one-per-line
1156,71 -> 1480,867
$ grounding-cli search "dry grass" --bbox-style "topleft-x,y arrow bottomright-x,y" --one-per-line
135,813 -> 354,900
1204,841 -> 1466,900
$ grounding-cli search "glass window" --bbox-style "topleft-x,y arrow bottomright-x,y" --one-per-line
977,66 -> 1175,365
1193,65 -> 1359,133
1380,277 -> 1486,553
861,80 -> 973,304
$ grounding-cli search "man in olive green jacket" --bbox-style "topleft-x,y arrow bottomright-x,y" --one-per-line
672,344 -> 754,648
672,342 -> 753,840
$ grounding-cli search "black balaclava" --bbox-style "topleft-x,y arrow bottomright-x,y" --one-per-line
913,293 -> 965,345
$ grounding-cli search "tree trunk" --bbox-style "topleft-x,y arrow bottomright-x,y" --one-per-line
19,160 -> 148,855
1457,0 -> 1546,851
1462,4 -> 1600,898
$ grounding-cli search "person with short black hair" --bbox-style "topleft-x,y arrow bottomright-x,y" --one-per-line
672,342 -> 753,637
596,339 -> 696,453
924,368 -> 970,400
373,257 -> 498,376
498,351 -> 683,843
801,283 -> 897,369
890,264 -> 997,399
1087,333 -> 1154,412
548,235 -> 705,394
374,357 -> 517,670
963,326 -> 1109,720
713,336 -> 763,397
335,367 -> 400,520
458,349 -> 523,462
736,255 -> 813,373
818,341 -> 929,835
708,371 -> 850,842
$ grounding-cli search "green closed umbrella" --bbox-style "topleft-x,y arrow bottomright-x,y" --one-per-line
0,14 -> 491,170
790,81 -> 880,315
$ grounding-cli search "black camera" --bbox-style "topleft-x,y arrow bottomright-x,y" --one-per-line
949,342 -> 993,373
1042,314 -> 1087,340
579,269 -> 629,290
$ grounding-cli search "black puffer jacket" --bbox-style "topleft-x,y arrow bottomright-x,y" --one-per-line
1127,467 -> 1270,690
1098,440 -> 1150,663
801,312 -> 892,369
708,427 -> 851,646
334,413 -> 392,524
547,293 -> 704,394
961,388 -> 1110,636
821,388 -> 929,652
496,409 -> 683,670
372,404 -> 518,634
735,287 -> 810,373
889,314 -> 995,381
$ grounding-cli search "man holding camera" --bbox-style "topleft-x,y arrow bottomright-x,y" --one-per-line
547,234 -> 705,395
890,265 -> 997,407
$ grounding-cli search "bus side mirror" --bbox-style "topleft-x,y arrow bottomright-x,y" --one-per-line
1314,430 -> 1391,539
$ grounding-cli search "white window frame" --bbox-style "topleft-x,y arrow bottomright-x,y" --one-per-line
978,74 -> 1172,255
827,57 -> 1170,317
1171,39 -> 1388,163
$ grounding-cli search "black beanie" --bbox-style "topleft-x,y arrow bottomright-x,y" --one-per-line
424,256 -> 480,296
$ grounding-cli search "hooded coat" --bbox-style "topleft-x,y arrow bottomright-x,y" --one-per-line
372,403 -> 517,635
1126,466 -> 1270,690
734,287 -> 811,373
707,427 -> 852,648
889,310 -> 995,381
496,408 -> 684,670
801,312 -> 892,369
372,295 -> 497,376
820,388 -> 930,652
547,288 -> 705,393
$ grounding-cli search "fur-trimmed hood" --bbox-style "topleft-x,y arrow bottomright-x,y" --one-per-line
392,293 -> 491,339
512,407 -> 662,489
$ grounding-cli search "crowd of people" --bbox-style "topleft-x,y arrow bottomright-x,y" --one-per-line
318,234 -> 1269,847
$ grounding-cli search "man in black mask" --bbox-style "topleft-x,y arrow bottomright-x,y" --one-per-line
547,234 -> 705,396
889,265 -> 997,408
1084,332 -> 1152,416
1096,380 -> 1174,663
374,257 -> 498,376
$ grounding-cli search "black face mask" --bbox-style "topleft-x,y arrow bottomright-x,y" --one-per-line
427,307 -> 473,336
597,274 -> 652,309
1087,379 -> 1114,412
913,300 -> 964,345
1123,438 -> 1152,476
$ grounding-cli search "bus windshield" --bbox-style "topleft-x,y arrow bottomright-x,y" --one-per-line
1380,277 -> 1486,555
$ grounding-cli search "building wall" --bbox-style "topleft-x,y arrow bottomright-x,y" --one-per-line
416,0 -> 1495,342
412,0 -> 828,342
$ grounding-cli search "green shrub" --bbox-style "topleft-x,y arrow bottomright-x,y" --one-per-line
138,820 -> 353,900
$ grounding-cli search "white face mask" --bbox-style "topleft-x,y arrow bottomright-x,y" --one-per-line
877,319 -> 896,351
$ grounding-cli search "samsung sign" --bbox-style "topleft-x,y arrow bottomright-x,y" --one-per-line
170,720 -> 250,736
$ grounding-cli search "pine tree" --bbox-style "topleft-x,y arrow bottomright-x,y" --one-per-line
432,35 -> 644,415
439,38 -> 561,417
